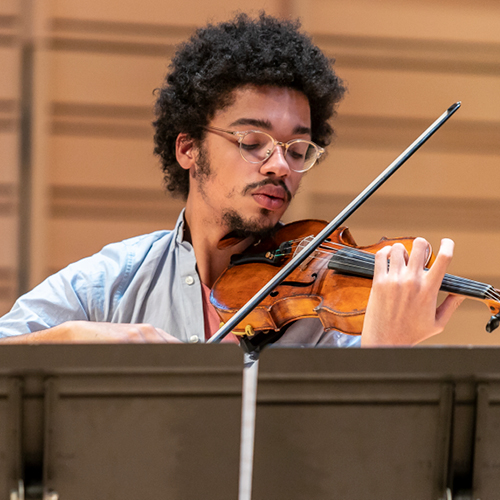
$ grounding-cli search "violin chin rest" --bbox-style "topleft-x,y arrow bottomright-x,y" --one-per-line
486,313 -> 500,333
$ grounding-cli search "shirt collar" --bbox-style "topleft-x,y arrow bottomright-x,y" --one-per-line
174,208 -> 188,244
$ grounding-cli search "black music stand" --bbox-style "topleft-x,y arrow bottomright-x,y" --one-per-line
251,347 -> 500,500
0,344 -> 243,500
0,376 -> 22,498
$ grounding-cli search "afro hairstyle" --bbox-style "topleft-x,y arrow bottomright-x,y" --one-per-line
153,12 -> 345,199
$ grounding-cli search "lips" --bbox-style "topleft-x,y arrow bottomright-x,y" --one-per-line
251,185 -> 288,211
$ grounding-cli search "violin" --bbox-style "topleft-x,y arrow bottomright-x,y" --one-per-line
210,219 -> 500,337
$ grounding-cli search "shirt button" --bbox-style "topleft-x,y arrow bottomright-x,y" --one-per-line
185,276 -> 195,285
189,335 -> 200,343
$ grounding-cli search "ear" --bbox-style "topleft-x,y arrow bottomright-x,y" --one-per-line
175,133 -> 197,171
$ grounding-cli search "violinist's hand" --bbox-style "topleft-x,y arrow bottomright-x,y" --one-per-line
362,237 -> 464,346
0,321 -> 181,344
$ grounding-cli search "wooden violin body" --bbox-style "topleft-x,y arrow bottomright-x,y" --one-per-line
210,220 -> 500,337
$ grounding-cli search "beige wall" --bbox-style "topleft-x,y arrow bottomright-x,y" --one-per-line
2,0 -> 500,344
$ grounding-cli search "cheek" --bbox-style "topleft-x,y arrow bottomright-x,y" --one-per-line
290,174 -> 303,194
209,168 -> 241,200
225,186 -> 238,199
221,165 -> 246,190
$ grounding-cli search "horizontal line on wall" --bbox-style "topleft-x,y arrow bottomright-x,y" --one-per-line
0,183 -> 17,215
49,17 -> 188,56
0,287 -> 15,302
49,17 -> 500,72
0,99 -> 18,132
52,120 -> 152,139
48,103 -> 500,152
39,18 -> 500,77
0,203 -> 16,216
0,183 -> 16,196
0,14 -> 17,44
0,99 -> 17,113
50,37 -> 174,57
0,15 -> 16,28
52,102 -> 154,138
336,114 -> 500,155
316,33 -> 500,76
51,185 -> 184,221
315,32 -> 500,56
0,34 -> 16,47
0,287 -> 15,301
51,100 -> 155,138
337,54 -> 500,76
308,192 -> 500,234
0,266 -> 15,281
0,266 -> 17,302
53,185 -> 165,201
0,119 -> 16,132
52,17 -> 194,39
52,102 -> 152,120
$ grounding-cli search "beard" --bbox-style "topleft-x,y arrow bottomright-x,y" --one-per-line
221,209 -> 281,242
194,143 -> 292,240
193,143 -> 212,184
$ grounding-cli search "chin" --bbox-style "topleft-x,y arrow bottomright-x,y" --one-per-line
222,209 -> 280,238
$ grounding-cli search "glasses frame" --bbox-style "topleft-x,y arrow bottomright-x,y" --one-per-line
204,125 -> 325,173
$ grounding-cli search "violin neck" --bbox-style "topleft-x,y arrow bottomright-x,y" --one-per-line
328,247 -> 493,300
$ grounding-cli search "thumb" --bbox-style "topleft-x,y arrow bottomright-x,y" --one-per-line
435,294 -> 465,330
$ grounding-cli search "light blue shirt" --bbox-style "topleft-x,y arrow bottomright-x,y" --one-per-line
0,211 -> 361,347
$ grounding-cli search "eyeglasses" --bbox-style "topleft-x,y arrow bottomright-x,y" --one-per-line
204,126 -> 325,173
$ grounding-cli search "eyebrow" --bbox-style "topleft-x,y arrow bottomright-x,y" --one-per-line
228,118 -> 311,136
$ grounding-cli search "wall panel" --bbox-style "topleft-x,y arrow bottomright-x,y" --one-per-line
0,1 -> 21,314
44,19 -> 189,274
49,135 -> 162,188
51,0 -> 284,25
3,0 -> 500,344
336,69 -> 500,120
300,0 -> 500,43
48,197 -> 183,272
48,52 -> 170,105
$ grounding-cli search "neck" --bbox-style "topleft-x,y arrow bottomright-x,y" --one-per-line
183,203 -> 252,289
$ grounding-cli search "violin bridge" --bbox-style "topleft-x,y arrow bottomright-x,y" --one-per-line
295,235 -> 317,271
299,252 -> 318,271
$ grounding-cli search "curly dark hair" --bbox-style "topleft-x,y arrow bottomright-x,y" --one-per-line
153,12 -> 345,199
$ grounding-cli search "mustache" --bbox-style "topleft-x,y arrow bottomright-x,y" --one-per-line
242,179 -> 292,203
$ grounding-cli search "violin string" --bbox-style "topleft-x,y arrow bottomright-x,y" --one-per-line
281,238 -> 498,301
295,241 -> 491,294
286,237 -> 495,300
328,249 -> 493,297
486,288 -> 500,301
283,238 -> 492,296
287,241 -> 485,295
320,249 -> 496,299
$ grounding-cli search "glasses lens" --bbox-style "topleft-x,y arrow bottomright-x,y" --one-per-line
239,132 -> 273,163
286,141 -> 318,172
239,132 -> 319,172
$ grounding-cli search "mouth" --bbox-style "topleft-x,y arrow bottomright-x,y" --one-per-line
251,185 -> 288,211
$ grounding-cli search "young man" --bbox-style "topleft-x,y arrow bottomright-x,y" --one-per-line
0,14 -> 463,346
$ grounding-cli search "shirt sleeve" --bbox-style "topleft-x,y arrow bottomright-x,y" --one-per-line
0,239 -> 133,337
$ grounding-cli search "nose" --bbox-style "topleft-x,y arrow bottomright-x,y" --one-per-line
259,144 -> 291,177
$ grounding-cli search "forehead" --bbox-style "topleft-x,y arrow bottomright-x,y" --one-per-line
212,85 -> 311,131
